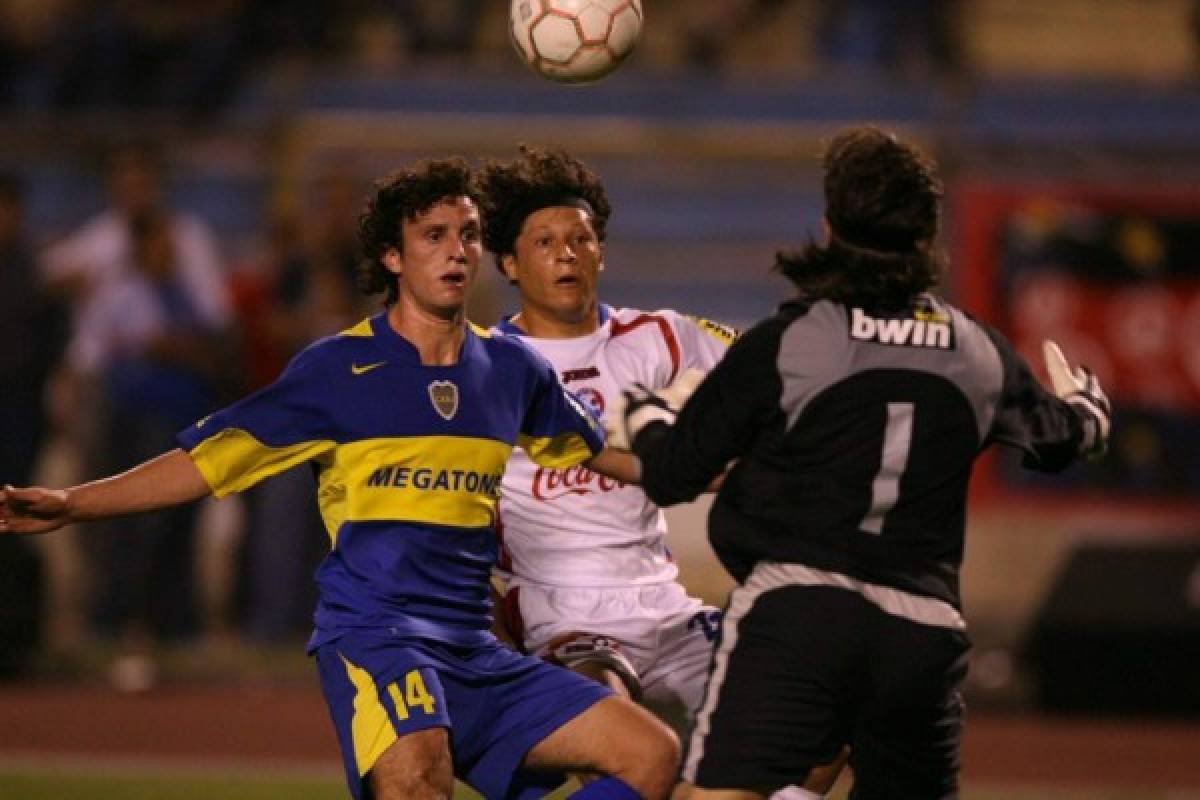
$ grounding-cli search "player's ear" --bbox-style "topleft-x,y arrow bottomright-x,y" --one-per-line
598,242 -> 606,272
382,247 -> 403,277
500,253 -> 519,284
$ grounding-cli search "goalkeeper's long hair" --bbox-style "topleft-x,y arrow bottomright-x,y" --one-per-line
776,126 -> 945,312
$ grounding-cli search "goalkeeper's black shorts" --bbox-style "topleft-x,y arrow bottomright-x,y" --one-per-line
682,563 -> 970,799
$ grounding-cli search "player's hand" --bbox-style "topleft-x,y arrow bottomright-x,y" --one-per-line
1042,340 -> 1111,458
0,485 -> 73,535
605,368 -> 706,450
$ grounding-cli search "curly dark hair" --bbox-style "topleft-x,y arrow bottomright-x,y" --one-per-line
776,126 -> 945,311
357,157 -> 482,306
477,145 -> 612,275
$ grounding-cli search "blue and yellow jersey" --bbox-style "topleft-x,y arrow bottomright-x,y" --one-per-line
176,313 -> 604,648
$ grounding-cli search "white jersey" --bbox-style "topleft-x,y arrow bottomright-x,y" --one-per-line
495,304 -> 734,588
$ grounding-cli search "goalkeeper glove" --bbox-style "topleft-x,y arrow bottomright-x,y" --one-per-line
1042,340 -> 1111,458
605,368 -> 706,451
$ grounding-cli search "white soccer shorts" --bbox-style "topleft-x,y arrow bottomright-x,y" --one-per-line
505,580 -> 721,714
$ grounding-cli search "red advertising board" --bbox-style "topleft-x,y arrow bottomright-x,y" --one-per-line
954,183 -> 1200,511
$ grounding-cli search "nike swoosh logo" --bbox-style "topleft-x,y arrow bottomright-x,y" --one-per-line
351,361 -> 387,376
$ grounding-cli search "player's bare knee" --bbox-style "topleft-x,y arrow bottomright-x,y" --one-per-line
615,715 -> 680,798
643,734 -> 683,797
370,760 -> 453,800
369,733 -> 454,800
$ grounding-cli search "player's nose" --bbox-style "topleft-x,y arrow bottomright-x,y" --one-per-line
555,241 -> 578,262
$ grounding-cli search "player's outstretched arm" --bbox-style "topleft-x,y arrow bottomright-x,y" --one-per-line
585,447 -> 643,485
0,448 -> 211,535
587,447 -> 727,494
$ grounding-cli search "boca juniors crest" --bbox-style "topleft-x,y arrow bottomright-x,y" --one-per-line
428,380 -> 459,420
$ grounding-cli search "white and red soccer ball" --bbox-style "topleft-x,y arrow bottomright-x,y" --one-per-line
509,0 -> 644,84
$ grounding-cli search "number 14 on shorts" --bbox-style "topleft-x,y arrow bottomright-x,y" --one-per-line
387,669 -> 437,719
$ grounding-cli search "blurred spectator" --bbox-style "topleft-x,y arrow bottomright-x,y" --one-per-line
227,170 -> 369,643
0,172 -> 63,678
228,214 -> 313,390
227,213 -> 326,643
39,143 -> 231,685
41,142 -> 231,402
40,142 -> 229,494
81,209 -> 233,685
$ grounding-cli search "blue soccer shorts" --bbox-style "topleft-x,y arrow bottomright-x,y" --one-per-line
315,632 -> 612,800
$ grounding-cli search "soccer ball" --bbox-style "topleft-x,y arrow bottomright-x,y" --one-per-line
510,0 -> 644,85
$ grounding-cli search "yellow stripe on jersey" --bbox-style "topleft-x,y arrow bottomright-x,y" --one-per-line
339,653 -> 397,777
518,431 -> 596,469
317,436 -> 514,543
469,321 -> 492,338
689,315 -> 739,346
340,318 -> 375,337
315,472 -> 348,547
188,429 -> 336,498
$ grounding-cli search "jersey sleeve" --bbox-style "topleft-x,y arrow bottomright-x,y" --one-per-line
979,324 -> 1086,472
634,317 -> 784,506
668,310 -> 737,373
175,346 -> 337,496
517,347 -> 606,469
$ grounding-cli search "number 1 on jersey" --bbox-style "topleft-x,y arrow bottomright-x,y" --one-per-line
861,402 -> 914,535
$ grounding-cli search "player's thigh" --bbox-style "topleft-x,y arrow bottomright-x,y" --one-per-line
523,694 -> 680,779
369,727 -> 454,800
850,618 -> 969,800
685,585 -> 857,794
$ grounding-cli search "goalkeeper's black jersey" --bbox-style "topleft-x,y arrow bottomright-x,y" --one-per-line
633,294 -> 1086,609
